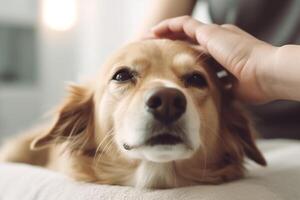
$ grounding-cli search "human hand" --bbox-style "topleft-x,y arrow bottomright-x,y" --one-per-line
150,16 -> 278,103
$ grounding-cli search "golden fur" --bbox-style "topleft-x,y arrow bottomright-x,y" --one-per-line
0,39 -> 266,188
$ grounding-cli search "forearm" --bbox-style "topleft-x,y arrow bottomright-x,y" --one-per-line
135,0 -> 196,38
262,45 -> 300,101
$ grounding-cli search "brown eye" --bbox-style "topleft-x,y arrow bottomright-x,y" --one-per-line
183,72 -> 207,88
112,68 -> 134,82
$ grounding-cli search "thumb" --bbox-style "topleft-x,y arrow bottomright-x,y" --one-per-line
195,24 -> 255,75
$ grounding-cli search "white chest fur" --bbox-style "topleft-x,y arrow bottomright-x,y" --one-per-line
134,161 -> 177,188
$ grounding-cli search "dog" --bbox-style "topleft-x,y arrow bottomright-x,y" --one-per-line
0,39 -> 266,189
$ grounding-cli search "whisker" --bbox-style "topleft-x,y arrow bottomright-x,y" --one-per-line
172,163 -> 178,187
93,129 -> 114,161
201,142 -> 208,180
200,123 -> 226,150
96,137 -> 114,164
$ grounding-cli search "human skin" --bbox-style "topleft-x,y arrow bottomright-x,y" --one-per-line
134,0 -> 196,39
150,16 -> 300,103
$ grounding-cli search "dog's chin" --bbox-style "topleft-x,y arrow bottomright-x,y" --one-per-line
140,144 -> 194,162
118,122 -> 200,162
121,143 -> 195,163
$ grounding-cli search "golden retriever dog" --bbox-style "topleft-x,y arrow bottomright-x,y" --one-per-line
0,39 -> 266,189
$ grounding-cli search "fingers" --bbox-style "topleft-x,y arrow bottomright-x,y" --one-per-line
151,16 -> 189,36
140,31 -> 157,40
149,16 -> 274,103
221,24 -> 255,38
194,23 -> 224,48
151,16 -> 245,51
152,16 -> 205,42
151,16 -> 254,49
151,16 -> 259,72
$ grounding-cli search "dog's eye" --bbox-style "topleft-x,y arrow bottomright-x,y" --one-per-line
183,72 -> 207,88
112,68 -> 134,82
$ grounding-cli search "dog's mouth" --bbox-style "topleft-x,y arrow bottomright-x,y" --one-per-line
146,133 -> 183,146
123,132 -> 184,150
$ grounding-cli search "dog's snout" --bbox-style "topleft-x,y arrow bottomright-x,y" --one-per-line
146,87 -> 187,124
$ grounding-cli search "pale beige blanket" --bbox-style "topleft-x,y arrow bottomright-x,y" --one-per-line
0,139 -> 299,200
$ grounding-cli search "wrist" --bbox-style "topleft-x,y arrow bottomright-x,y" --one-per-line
268,45 -> 300,101
254,44 -> 279,102
258,44 -> 300,102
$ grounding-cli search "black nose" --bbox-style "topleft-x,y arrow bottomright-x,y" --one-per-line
145,87 -> 187,124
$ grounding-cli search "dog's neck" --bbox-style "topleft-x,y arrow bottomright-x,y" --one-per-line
132,154 -> 245,188
133,161 -> 178,188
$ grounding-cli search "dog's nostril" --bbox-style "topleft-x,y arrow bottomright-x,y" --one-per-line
147,96 -> 162,109
145,87 -> 187,124
174,96 -> 185,109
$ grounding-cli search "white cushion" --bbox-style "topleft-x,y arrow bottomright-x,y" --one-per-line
0,139 -> 300,200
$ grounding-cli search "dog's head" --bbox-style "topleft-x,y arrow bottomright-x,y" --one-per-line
31,39 -> 266,188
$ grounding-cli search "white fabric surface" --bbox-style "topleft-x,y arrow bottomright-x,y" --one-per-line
0,139 -> 300,200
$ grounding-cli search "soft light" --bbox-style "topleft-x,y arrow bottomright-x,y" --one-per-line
42,0 -> 77,31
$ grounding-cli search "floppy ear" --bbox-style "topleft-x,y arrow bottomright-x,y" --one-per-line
203,56 -> 266,166
222,102 -> 267,166
31,84 -> 94,150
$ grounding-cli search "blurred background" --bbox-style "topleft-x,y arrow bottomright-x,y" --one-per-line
0,0 -> 211,140
0,0 -> 299,141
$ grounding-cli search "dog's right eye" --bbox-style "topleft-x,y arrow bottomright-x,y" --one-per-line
112,68 -> 134,82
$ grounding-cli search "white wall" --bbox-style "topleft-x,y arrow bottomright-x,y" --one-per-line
38,21 -> 79,111
0,0 -> 36,26
77,0 -> 151,78
0,0 -> 39,139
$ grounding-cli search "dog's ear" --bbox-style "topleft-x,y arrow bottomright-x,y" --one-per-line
222,102 -> 267,166
203,56 -> 266,166
31,84 -> 94,150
